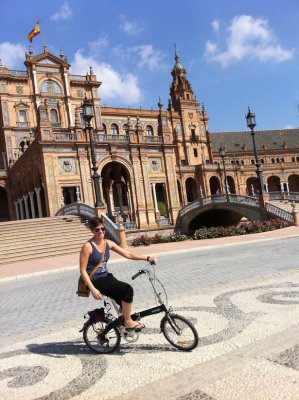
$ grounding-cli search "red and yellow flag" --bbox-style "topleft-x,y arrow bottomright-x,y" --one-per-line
27,21 -> 41,42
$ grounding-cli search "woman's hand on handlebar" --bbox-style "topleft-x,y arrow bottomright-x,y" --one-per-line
147,256 -> 157,265
91,287 -> 102,300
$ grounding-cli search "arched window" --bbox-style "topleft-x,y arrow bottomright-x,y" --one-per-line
276,158 -> 280,163
122,124 -> 128,135
102,123 -> 107,134
41,80 -> 62,94
271,158 -> 275,163
251,159 -> 255,165
50,109 -> 59,123
146,125 -> 153,136
291,157 -> 295,162
111,123 -> 119,135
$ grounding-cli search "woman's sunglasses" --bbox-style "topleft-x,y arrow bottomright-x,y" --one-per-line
94,227 -> 105,232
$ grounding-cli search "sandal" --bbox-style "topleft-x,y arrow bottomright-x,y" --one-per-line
125,322 -> 145,332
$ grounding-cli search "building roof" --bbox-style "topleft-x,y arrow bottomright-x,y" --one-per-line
209,128 -> 299,154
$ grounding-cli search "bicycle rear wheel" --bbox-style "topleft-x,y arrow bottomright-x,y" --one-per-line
161,313 -> 198,351
83,319 -> 121,354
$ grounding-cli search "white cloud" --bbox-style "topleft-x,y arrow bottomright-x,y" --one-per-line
0,42 -> 26,68
119,14 -> 144,36
88,35 -> 109,54
50,1 -> 73,21
212,19 -> 220,32
205,15 -> 294,67
128,45 -> 164,71
71,50 -> 142,105
285,124 -> 294,129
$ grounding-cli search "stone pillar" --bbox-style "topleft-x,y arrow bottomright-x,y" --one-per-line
99,177 -> 105,207
23,194 -> 30,219
151,183 -> 159,213
18,198 -> 25,219
292,202 -> 299,227
35,187 -> 43,218
14,200 -> 20,220
76,186 -> 81,202
105,187 -> 113,217
116,183 -> 124,215
29,191 -> 36,218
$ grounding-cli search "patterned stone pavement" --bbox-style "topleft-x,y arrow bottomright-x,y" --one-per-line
1,268 -> 299,400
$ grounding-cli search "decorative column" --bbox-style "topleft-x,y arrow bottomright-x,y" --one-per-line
76,187 -> 81,202
152,183 -> 159,213
29,191 -> 36,218
18,198 -> 25,219
116,183 -> 124,215
105,187 -> 113,217
61,189 -> 65,207
14,200 -> 20,220
23,194 -> 30,219
35,187 -> 43,218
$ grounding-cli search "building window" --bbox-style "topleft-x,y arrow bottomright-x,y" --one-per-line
193,148 -> 198,157
260,159 -> 264,164
251,159 -> 255,165
50,109 -> 59,123
102,123 -> 107,134
146,125 -> 153,136
19,110 -> 27,123
0,83 -> 5,93
111,123 -> 119,135
291,157 -> 295,162
271,158 -> 275,163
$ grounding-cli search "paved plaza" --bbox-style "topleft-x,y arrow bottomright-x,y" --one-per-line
0,227 -> 299,399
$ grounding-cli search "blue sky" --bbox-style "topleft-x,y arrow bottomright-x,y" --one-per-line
0,0 -> 298,131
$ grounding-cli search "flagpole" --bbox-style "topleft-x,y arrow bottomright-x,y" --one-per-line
39,18 -> 47,48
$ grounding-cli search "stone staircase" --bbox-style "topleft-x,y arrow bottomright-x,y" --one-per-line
0,216 -> 92,265
268,200 -> 295,213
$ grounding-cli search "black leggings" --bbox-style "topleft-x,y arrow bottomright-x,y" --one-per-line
93,273 -> 134,305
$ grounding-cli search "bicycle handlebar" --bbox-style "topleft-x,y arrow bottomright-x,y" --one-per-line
131,270 -> 144,280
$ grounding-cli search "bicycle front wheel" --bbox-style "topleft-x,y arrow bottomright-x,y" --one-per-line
83,319 -> 121,354
161,313 -> 198,351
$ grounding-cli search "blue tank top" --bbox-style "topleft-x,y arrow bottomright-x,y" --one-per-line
86,240 -> 110,281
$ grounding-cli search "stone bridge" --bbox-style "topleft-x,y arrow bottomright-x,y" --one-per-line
177,194 -> 294,233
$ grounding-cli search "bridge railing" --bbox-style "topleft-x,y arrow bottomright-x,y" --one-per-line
265,203 -> 294,223
180,194 -> 260,217
268,191 -> 299,201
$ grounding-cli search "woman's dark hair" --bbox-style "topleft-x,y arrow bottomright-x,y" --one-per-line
88,217 -> 104,231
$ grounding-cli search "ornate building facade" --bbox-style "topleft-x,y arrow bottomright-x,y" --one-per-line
0,46 -> 298,228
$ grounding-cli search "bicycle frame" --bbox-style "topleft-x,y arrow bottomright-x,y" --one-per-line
98,266 -> 181,337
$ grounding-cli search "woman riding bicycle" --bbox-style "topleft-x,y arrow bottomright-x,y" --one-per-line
79,217 -> 157,331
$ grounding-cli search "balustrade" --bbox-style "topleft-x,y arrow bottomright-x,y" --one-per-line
53,132 -> 78,141
94,134 -> 130,143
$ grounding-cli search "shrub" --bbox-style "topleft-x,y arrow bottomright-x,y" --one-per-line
131,219 -> 291,246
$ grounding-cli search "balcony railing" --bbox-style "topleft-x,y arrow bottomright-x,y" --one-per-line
70,75 -> 86,81
8,70 -> 28,77
17,122 -> 30,128
51,122 -> 62,128
144,135 -> 163,143
94,134 -> 130,143
53,132 -> 78,141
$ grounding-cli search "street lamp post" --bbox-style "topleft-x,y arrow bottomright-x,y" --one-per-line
219,146 -> 230,196
82,96 -> 104,208
245,107 -> 264,194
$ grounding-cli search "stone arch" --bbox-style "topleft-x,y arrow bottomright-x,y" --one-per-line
267,175 -> 280,192
110,123 -> 119,135
100,158 -> 134,222
209,176 -> 221,195
185,177 -> 197,202
289,174 -> 299,192
227,176 -> 236,194
246,177 -> 259,196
